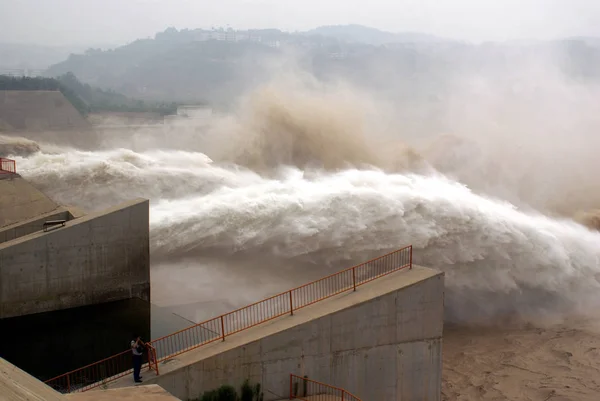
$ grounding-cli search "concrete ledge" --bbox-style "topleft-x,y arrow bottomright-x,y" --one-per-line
0,207 -> 75,244
0,198 -> 147,249
0,198 -> 150,318
0,357 -> 63,401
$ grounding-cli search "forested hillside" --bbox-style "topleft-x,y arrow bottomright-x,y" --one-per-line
41,25 -> 600,108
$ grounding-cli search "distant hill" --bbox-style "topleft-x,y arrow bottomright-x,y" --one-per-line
40,25 -> 452,104
45,38 -> 280,104
565,36 -> 600,49
304,24 -> 445,45
36,25 -> 600,107
0,42 -> 116,71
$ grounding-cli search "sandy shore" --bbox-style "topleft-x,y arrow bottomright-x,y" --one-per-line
443,321 -> 600,401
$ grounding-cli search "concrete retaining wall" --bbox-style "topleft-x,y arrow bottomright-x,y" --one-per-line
147,270 -> 443,401
0,198 -> 150,319
0,90 -> 90,132
0,298 -> 151,381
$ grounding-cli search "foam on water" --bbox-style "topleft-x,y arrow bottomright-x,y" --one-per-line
13,147 -> 600,325
6,73 -> 600,326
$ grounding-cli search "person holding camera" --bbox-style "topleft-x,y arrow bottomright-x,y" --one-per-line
131,335 -> 144,383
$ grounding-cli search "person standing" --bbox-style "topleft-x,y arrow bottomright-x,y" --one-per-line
131,335 -> 144,383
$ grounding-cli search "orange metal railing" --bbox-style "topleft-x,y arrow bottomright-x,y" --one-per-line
45,246 -> 412,393
147,343 -> 160,376
289,374 -> 362,401
0,157 -> 16,174
45,343 -> 158,393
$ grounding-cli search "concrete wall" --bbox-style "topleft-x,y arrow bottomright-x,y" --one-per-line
0,208 -> 73,244
0,90 -> 90,132
0,91 -> 99,149
145,270 -> 443,401
0,298 -> 151,381
0,198 -> 150,319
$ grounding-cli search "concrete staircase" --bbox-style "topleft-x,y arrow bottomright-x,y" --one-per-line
1,357 -> 182,401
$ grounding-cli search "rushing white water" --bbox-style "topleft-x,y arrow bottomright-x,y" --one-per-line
4,72 -> 600,326
12,146 -> 600,325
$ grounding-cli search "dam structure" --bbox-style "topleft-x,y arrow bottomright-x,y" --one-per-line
0,161 -> 150,319
44,246 -> 444,401
0,159 -> 152,383
0,90 -> 99,150
0,90 -> 90,133
0,165 -> 444,400
1,84 -> 442,400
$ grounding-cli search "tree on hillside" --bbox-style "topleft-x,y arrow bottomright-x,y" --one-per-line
0,73 -> 183,116
41,26 -> 600,106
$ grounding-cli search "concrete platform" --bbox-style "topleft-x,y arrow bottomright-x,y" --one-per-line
67,385 -> 181,401
108,266 -> 437,388
0,206 -> 73,244
0,356 -> 182,401
0,175 -> 61,228
0,357 -> 63,401
0,197 -> 150,319
106,265 -> 443,401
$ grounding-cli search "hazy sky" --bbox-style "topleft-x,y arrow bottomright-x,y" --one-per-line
1,0 -> 599,47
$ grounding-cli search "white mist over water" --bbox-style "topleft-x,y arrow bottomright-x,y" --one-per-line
11,145 -> 600,325
4,70 -> 600,326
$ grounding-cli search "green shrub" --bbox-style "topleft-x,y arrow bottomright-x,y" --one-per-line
240,379 -> 254,401
194,380 -> 263,401
253,383 -> 264,401
217,385 -> 237,401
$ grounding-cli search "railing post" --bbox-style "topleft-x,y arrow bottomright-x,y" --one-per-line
289,374 -> 293,399
342,390 -> 345,400
153,347 -> 160,375
146,343 -> 151,372
409,245 -> 413,269
220,316 -> 226,341
66,375 -> 71,393
145,343 -> 160,376
352,267 -> 357,291
289,291 -> 294,315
